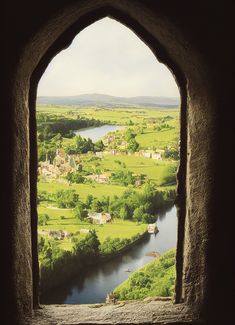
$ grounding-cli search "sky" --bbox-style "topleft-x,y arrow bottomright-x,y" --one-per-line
37,17 -> 179,98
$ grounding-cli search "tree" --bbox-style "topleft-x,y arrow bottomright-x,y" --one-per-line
119,203 -> 131,220
84,138 -> 94,153
125,128 -> 136,141
142,213 -> 155,224
127,138 -> 139,153
75,135 -> 85,153
50,133 -> 63,149
94,139 -> 105,152
66,172 -> 85,184
41,125 -> 53,141
65,144 -> 77,155
75,135 -> 95,153
91,199 -> 103,212
86,229 -> 100,253
38,214 -> 50,226
133,206 -> 145,222
164,147 -> 179,160
85,194 -> 94,209
55,189 -> 79,208
74,203 -> 88,220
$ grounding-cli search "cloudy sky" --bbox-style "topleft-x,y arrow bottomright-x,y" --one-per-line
38,18 -> 179,98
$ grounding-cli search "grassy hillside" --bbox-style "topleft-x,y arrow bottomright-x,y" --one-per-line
114,248 -> 176,300
37,105 -> 179,125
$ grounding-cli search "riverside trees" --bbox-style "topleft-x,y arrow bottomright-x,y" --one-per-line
53,182 -> 175,224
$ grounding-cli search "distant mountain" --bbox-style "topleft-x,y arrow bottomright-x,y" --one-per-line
37,93 -> 180,108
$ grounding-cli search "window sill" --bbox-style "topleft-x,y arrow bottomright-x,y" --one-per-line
30,300 -> 201,324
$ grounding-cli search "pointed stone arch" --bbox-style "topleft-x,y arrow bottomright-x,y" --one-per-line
2,1 -> 229,324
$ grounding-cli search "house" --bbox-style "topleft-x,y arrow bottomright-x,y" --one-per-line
80,229 -> 90,234
143,152 -> 152,158
47,230 -> 72,240
85,173 -> 110,184
95,151 -> 104,157
147,224 -> 158,234
38,150 -> 79,179
87,212 -> 111,224
152,150 -> 165,160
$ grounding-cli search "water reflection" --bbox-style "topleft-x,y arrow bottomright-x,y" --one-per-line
40,205 -> 177,304
75,124 -> 124,142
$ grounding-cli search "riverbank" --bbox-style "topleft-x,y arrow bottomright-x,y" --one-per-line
75,124 -> 125,142
40,206 -> 177,304
40,229 -> 149,296
99,231 -> 149,262
114,248 -> 176,300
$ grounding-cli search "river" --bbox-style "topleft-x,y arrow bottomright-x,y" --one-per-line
74,124 -> 124,142
41,205 -> 177,304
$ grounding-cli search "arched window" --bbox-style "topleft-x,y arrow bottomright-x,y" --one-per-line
3,1 -> 232,324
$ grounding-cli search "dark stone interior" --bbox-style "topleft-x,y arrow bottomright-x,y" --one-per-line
1,1 -> 234,324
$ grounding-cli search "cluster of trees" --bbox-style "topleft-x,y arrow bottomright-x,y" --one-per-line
38,133 -> 105,162
39,229 -> 144,294
66,172 -> 85,184
39,230 -> 101,293
38,133 -> 63,162
65,159 -> 145,187
38,214 -> 50,226
53,182 -> 175,224
164,147 -> 179,160
37,113 -> 105,162
54,189 -> 79,208
37,190 -> 53,203
37,114 -> 103,141
110,169 -> 145,187
125,128 -> 140,153
114,249 -> 176,300
100,234 -> 141,254
161,164 -> 177,186
107,183 -> 175,223
65,135 -> 105,155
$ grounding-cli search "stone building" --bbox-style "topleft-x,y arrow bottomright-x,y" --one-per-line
38,149 -> 78,179
0,1 -> 234,324
88,212 -> 112,224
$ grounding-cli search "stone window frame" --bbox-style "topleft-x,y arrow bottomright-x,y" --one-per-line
8,1 -> 217,323
33,10 -> 186,307
30,3 -> 188,307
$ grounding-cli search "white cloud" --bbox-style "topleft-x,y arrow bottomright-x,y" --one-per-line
38,17 -> 179,98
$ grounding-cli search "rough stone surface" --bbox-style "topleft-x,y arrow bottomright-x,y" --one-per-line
28,301 -> 201,325
1,0 -> 234,324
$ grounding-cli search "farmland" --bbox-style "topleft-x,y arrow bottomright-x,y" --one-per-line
37,105 -> 179,249
37,104 -> 179,296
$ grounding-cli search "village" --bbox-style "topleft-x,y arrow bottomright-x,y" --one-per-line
38,147 -> 165,182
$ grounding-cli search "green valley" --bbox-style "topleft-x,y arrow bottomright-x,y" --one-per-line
36,104 -> 179,298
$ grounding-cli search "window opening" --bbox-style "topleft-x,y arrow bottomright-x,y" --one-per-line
36,17 -> 180,305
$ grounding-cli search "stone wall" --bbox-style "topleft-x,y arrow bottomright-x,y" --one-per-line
0,0 -> 234,324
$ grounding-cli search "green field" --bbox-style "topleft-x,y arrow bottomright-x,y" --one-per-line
38,181 -> 127,201
37,105 -> 179,252
37,105 -> 179,125
136,125 -> 179,149
38,204 -> 147,250
37,105 -> 179,150
80,153 -> 177,185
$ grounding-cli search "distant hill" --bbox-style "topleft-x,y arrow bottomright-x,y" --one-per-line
37,93 -> 180,108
